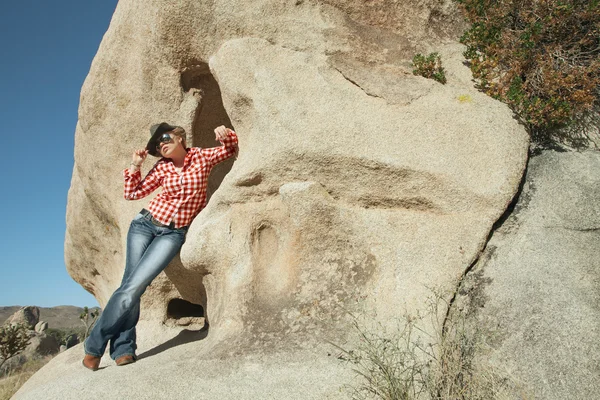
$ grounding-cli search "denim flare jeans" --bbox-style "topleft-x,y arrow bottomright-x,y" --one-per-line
84,211 -> 187,360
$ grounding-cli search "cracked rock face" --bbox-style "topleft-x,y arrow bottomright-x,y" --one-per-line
458,151 -> 600,399
65,0 -> 528,353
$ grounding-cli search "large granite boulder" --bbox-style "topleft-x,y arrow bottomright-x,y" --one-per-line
64,0 -> 527,343
5,306 -> 40,329
64,333 -> 79,349
189,36 -> 527,349
14,0 -> 532,398
34,321 -> 48,333
24,334 -> 60,358
456,150 -> 600,399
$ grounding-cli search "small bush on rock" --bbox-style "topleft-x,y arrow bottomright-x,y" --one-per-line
333,290 -> 517,399
412,53 -> 448,84
456,0 -> 600,146
46,328 -> 84,348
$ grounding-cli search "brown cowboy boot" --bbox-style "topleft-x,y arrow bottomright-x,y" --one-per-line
115,355 -> 136,366
82,354 -> 101,371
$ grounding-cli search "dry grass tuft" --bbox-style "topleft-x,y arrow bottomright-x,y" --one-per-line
334,289 -> 523,399
0,355 -> 54,400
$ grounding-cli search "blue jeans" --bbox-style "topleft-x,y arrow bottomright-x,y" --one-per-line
84,211 -> 187,360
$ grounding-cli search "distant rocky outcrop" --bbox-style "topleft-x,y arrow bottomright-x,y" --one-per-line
1,307 -> 60,375
0,306 -> 100,331
24,335 -> 59,358
63,334 -> 79,350
1,306 -> 96,366
34,321 -> 48,333
58,333 -> 80,354
6,306 -> 40,329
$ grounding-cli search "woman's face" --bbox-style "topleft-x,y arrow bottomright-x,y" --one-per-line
157,132 -> 183,157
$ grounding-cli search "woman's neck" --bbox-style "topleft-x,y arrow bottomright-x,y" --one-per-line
169,147 -> 187,168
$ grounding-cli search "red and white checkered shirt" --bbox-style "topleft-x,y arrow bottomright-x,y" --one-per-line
123,131 -> 238,228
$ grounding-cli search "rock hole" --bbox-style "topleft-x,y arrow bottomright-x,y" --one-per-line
166,298 -> 206,329
167,298 -> 204,319
181,64 -> 211,92
180,60 -> 235,202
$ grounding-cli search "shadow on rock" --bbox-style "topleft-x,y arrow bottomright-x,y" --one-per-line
137,326 -> 209,360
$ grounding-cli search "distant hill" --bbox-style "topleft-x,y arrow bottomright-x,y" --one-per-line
0,305 -> 101,330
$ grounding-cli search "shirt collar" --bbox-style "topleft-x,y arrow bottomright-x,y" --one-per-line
160,148 -> 193,170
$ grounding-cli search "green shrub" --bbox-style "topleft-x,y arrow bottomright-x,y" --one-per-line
44,329 -> 65,345
456,0 -> 600,146
0,325 -> 31,371
412,53 -> 448,84
45,328 -> 84,347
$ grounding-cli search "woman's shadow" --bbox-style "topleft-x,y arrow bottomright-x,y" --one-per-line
136,324 -> 209,361
137,251 -> 211,361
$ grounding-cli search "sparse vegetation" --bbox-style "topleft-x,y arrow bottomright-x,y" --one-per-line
79,306 -> 99,340
0,356 -> 53,400
46,327 -> 84,346
334,290 -> 516,399
412,53 -> 448,85
0,305 -> 97,399
0,324 -> 31,371
455,0 -> 600,147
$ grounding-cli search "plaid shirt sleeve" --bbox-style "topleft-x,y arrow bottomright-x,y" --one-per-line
201,130 -> 238,167
123,164 -> 162,200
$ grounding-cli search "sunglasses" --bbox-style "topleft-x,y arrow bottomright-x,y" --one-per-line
156,133 -> 174,151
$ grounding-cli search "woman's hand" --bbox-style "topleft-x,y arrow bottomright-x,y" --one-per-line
131,149 -> 148,170
214,125 -> 231,142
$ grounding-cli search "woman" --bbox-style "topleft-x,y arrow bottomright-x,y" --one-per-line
82,122 -> 238,370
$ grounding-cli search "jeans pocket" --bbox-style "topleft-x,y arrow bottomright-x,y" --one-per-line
174,229 -> 187,244
132,212 -> 144,221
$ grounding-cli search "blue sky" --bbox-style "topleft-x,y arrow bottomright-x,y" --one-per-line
0,1 -> 119,307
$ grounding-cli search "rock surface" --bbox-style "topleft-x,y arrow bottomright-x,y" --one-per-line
63,0 -> 527,337
34,321 -> 48,333
1,309 -> 59,375
64,334 -> 79,349
16,0 -> 533,398
457,150 -> 600,399
6,306 -> 40,329
24,334 -> 60,358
